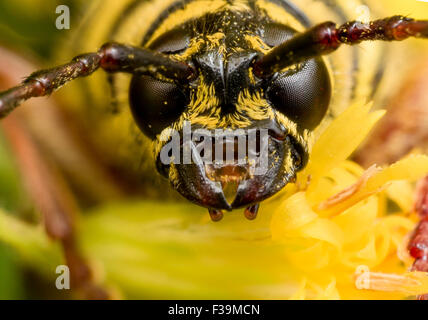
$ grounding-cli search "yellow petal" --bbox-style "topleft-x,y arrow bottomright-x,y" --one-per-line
333,197 -> 378,245
385,181 -> 415,213
314,278 -> 341,300
318,155 -> 428,216
299,101 -> 385,194
296,218 -> 344,250
366,154 -> 428,191
271,192 -> 318,239
288,278 -> 307,300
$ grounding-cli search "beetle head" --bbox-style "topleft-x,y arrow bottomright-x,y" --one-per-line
129,9 -> 331,217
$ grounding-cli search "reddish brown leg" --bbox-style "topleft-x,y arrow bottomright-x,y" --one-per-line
1,115 -> 108,299
408,175 -> 428,300
0,43 -> 194,118
254,16 -> 428,77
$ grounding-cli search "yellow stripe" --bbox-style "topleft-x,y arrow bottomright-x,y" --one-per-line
147,0 -> 230,46
255,0 -> 307,32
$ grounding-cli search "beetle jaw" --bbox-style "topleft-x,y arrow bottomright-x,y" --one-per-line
156,134 -> 305,215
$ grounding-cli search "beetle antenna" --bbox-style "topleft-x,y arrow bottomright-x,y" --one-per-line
253,15 -> 428,78
0,42 -> 196,118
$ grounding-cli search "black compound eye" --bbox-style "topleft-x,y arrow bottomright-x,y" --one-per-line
148,28 -> 190,53
129,75 -> 187,139
263,23 -> 296,47
266,58 -> 331,130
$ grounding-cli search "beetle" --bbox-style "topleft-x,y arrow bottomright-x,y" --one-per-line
1,0 -> 427,221
0,1 -> 427,220
0,1 -> 428,220
0,0 -> 427,297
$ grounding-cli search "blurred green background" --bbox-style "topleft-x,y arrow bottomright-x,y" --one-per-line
0,0 -> 82,58
0,0 -> 80,299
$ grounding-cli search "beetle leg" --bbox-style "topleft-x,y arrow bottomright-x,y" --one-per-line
254,16 -> 428,77
1,115 -> 108,299
208,209 -> 224,222
408,175 -> 428,300
0,43 -> 195,119
244,204 -> 260,220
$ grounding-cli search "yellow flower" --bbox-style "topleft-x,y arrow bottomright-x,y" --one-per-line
267,101 -> 428,299
0,101 -> 427,299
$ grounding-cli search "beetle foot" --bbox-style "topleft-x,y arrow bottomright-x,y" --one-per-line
244,203 -> 260,220
208,209 -> 224,222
